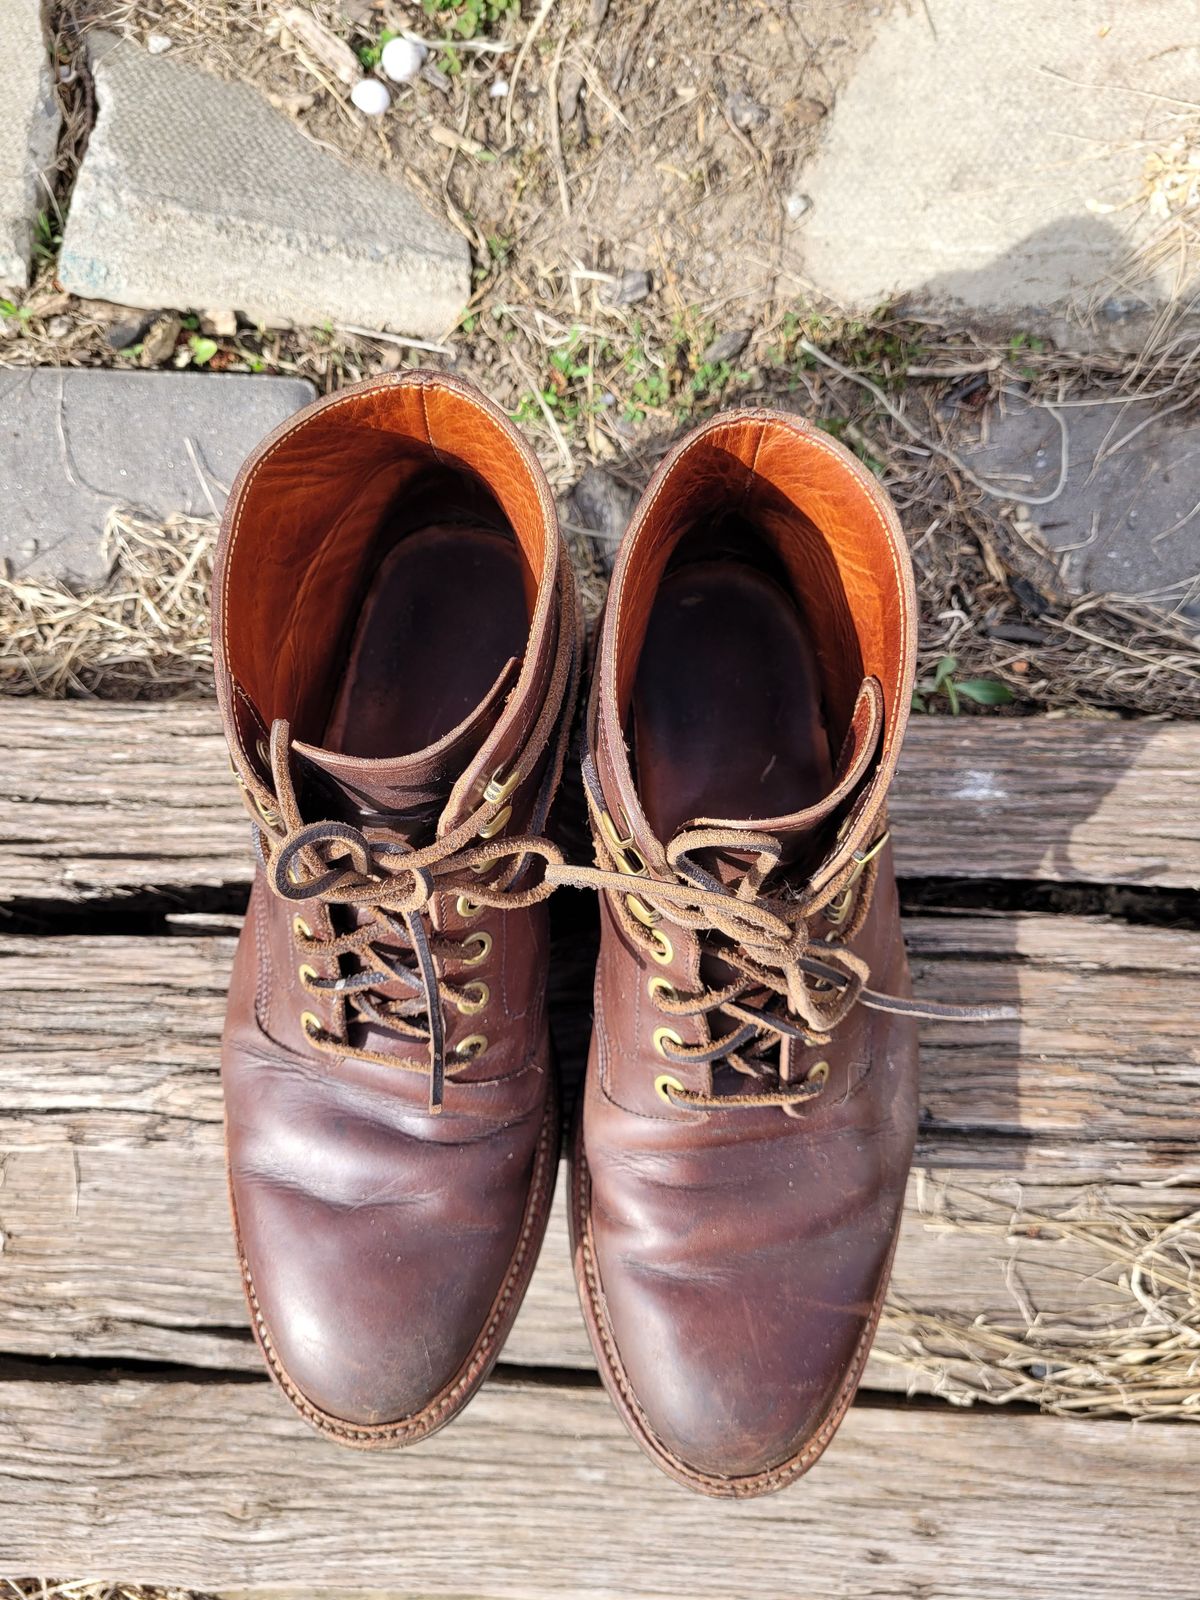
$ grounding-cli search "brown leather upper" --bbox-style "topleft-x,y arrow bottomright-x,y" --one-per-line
213,372 -> 579,1439
571,410 -> 920,1494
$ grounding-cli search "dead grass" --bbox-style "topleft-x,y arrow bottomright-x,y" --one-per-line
1,4 -> 1194,711
0,510 -> 214,697
878,1175 -> 1200,1421
3,1587 -> 217,1600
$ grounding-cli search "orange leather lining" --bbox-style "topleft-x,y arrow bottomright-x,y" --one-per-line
221,382 -> 551,747
610,417 -> 909,744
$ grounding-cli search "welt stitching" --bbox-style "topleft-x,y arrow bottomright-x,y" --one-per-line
238,1077 -> 556,1442
576,1142 -> 883,1493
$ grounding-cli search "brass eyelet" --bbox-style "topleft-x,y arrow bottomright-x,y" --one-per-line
460,931 -> 492,967
292,915 -> 312,941
297,963 -> 317,986
649,928 -> 673,965
455,1033 -> 488,1060
648,975 -> 677,1006
485,768 -> 520,805
824,887 -> 854,927
655,1073 -> 684,1105
653,1026 -> 683,1059
599,809 -> 649,877
806,1059 -> 830,1087
456,981 -> 489,1016
456,895 -> 483,920
625,892 -> 660,927
253,791 -> 280,829
477,802 -> 513,840
300,1011 -> 321,1039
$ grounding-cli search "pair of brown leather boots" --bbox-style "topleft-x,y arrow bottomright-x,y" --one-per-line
212,371 -> 969,1498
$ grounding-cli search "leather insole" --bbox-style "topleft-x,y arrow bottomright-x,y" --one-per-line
324,525 -> 528,758
632,561 -> 834,839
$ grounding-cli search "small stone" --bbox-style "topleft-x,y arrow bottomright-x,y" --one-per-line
281,6 -> 361,87
374,345 -> 404,372
351,76 -> 391,115
726,90 -> 768,132
140,313 -> 182,364
791,96 -> 827,127
701,328 -> 751,365
146,33 -> 173,54
490,76 -> 509,98
106,312 -> 151,350
601,268 -> 651,307
266,89 -> 316,116
199,308 -> 238,338
785,191 -> 812,222
45,314 -> 71,338
569,466 -> 636,571
381,37 -> 425,84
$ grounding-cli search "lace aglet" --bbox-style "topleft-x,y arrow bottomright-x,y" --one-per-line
429,1062 -> 445,1115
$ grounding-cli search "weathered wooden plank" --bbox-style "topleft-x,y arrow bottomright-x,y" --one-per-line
3,703 -> 1198,900
3,917 -> 1196,1148
5,1137 -> 1199,1399
1,920 -> 1197,1389
0,702 -> 246,901
0,1374 -> 1194,1597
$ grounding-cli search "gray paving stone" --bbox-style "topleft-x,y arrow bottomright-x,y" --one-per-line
0,368 -> 315,585
796,0 -> 1200,348
58,34 -> 469,337
0,0 -> 61,290
962,396 -> 1200,620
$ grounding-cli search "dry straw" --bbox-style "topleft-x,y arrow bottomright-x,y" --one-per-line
877,1175 -> 1200,1421
0,510 -> 215,698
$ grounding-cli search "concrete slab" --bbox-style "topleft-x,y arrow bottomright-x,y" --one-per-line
0,0 -> 61,290
962,395 -> 1200,619
58,34 -> 470,337
0,368 -> 315,585
797,0 -> 1200,347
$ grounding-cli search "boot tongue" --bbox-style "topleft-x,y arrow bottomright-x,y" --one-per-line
687,677 -> 884,888
292,657 -> 519,838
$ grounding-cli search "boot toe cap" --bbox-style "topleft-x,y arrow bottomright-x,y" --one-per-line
592,1223 -> 892,1486
235,1169 -> 500,1428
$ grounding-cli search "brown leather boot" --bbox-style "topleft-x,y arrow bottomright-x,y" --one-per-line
569,409 -> 995,1495
211,372 -> 579,1444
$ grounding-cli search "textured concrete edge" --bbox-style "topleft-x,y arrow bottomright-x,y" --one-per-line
58,193 -> 469,338
0,20 -> 61,291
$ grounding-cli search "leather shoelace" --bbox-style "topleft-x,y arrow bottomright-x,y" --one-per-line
562,778 -> 1016,1117
248,720 -> 564,1112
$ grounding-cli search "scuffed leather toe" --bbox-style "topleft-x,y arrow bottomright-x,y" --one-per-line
226,1040 -> 550,1434
591,1214 -> 893,1483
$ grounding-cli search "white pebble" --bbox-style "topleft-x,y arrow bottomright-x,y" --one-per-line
489,76 -> 509,98
785,191 -> 812,222
351,76 -> 392,115
146,33 -> 173,53
380,36 -> 426,83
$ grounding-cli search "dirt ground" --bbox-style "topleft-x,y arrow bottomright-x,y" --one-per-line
2,0 -> 1199,716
